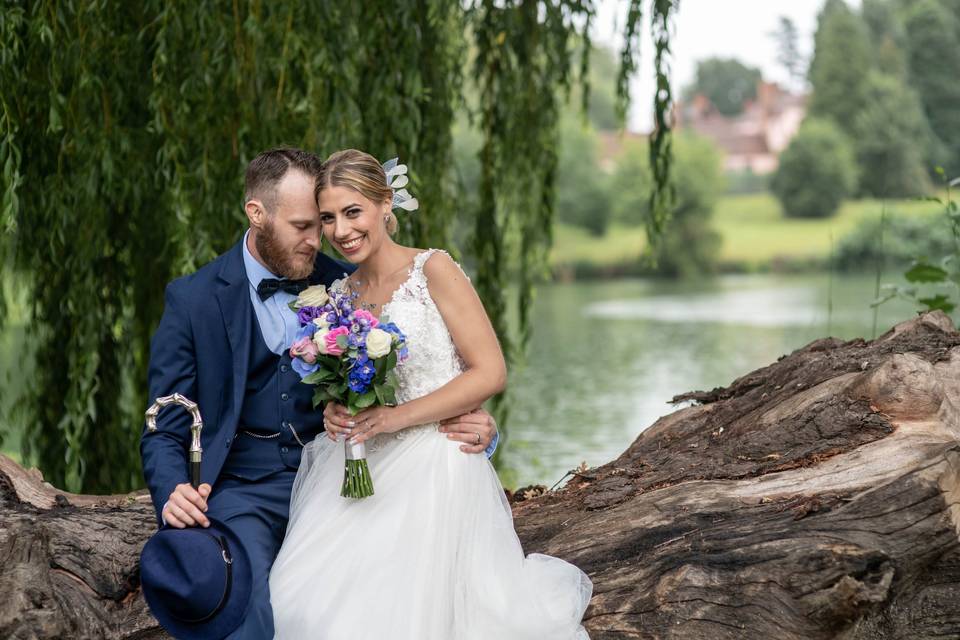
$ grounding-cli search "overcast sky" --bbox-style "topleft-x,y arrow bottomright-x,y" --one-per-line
592,0 -> 862,131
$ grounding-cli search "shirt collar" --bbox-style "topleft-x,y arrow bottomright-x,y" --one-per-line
241,229 -> 281,290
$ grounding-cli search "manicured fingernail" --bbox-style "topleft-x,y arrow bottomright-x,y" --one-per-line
347,421 -> 356,427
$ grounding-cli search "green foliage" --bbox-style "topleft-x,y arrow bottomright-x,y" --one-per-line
772,119 -> 858,219
808,0 -> 872,134
903,0 -> 960,175
874,170 -> 960,314
771,16 -> 806,87
835,211 -> 951,271
861,0 -> 908,78
2,1 -> 678,490
851,72 -> 931,197
609,134 -> 723,277
618,0 -> 677,252
554,115 -> 612,236
683,58 -> 762,117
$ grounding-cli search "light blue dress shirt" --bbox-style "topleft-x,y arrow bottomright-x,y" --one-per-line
241,230 -> 302,355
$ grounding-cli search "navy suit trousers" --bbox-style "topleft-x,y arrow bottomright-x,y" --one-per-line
207,469 -> 297,639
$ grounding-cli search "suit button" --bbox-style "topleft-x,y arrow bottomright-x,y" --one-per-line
281,446 -> 289,454
225,437 -> 232,448
280,364 -> 289,373
281,393 -> 290,401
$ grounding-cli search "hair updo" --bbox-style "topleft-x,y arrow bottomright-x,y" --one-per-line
315,149 -> 398,235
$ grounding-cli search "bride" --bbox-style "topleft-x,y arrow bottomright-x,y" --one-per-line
269,149 -> 591,639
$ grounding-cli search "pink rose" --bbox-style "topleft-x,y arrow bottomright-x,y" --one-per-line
353,309 -> 379,328
322,326 -> 350,356
290,336 -> 319,364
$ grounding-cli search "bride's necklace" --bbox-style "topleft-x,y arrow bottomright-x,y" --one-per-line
348,259 -> 414,313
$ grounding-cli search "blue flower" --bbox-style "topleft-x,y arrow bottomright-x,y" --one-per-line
381,321 -> 406,343
295,323 -> 317,340
291,357 -> 319,379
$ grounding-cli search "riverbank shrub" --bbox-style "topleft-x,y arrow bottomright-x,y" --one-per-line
834,212 -> 950,272
772,119 -> 858,219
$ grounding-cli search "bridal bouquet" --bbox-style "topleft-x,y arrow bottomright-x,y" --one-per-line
287,284 -> 408,498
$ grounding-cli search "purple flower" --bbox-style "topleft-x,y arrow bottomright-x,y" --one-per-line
297,306 -> 322,325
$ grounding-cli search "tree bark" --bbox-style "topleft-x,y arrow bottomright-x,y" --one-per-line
2,312 -> 959,639
513,311 -> 960,639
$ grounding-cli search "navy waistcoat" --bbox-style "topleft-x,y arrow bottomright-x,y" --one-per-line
220,307 -> 325,481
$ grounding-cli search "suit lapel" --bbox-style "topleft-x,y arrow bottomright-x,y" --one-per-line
215,241 -> 252,433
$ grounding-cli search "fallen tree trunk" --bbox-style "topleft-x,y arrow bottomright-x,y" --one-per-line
513,311 -> 960,639
1,312 -> 959,638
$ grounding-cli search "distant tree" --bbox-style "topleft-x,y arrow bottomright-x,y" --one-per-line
770,16 -> 806,88
903,0 -> 960,174
575,44 -> 620,132
555,115 -> 612,236
610,135 -> 722,277
683,57 -> 762,117
861,0 -> 908,78
852,72 -> 931,197
772,119 -> 858,219
808,0 -> 873,135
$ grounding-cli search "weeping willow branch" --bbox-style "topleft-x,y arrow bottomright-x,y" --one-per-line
1,0 -> 673,491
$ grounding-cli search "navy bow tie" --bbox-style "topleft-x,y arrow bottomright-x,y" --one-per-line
256,278 -> 310,302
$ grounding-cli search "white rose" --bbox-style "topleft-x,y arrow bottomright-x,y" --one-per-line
312,316 -> 330,332
297,285 -> 329,308
313,328 -> 331,355
365,328 -> 393,358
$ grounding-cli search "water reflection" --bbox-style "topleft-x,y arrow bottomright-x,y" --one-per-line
500,273 -> 925,487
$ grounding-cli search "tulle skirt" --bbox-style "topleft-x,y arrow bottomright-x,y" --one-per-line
269,425 -> 592,639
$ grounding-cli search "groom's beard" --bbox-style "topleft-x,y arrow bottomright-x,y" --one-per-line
255,218 -> 316,280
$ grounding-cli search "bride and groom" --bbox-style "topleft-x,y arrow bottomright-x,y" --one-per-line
139,147 -> 591,639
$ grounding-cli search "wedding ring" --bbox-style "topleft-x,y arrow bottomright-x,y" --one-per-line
475,432 -> 481,445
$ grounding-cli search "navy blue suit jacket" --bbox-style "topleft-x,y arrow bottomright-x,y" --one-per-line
140,239 -> 352,523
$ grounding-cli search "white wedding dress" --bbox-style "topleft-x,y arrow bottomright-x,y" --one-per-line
269,250 -> 591,639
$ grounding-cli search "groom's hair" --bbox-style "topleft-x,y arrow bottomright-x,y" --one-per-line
244,147 -> 322,213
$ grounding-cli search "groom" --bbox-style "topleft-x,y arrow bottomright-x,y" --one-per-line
141,147 -> 498,639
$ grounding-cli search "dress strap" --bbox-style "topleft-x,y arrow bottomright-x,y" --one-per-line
412,249 -> 442,275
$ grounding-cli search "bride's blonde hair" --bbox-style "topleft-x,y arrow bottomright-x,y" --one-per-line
315,149 -> 398,235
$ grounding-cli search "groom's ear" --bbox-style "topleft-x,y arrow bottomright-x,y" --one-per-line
245,199 -> 266,227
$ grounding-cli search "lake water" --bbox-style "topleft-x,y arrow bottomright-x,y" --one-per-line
498,273 -> 930,487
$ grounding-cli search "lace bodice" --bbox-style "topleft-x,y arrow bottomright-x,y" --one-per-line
332,250 -> 465,447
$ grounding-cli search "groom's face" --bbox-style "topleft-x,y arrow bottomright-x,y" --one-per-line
252,169 -> 321,279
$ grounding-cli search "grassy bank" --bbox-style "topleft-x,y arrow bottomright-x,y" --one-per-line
550,192 -> 943,275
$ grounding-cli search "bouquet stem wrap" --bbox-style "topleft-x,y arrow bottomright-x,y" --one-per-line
341,439 -> 374,498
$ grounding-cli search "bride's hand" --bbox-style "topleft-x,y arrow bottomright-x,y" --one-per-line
347,406 -> 403,445
323,403 -> 356,441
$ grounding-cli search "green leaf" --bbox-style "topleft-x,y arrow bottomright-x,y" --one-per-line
336,334 -> 349,349
312,387 -> 333,408
918,295 -> 956,313
379,384 -> 397,406
301,368 -> 335,385
355,389 -> 377,409
904,262 -> 948,283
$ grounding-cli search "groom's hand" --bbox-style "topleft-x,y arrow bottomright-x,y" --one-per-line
162,482 -> 212,528
439,409 -> 497,454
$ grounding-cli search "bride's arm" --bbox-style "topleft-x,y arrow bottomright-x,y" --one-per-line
346,251 -> 507,445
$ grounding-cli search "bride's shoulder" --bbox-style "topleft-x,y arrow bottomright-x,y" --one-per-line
418,250 -> 473,308
419,249 -> 466,281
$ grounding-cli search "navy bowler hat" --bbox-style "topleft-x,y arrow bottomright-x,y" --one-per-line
140,518 -> 252,640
